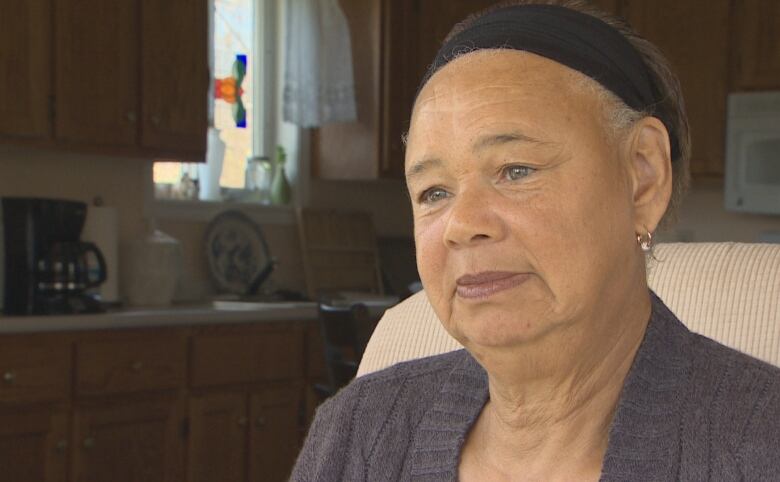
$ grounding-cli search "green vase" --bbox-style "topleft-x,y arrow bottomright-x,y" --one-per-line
271,146 -> 292,205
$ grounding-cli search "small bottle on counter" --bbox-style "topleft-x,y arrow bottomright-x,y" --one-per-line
271,145 -> 292,205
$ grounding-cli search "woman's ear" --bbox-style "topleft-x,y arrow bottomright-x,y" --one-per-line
627,116 -> 673,234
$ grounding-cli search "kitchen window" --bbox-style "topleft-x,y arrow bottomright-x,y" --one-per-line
151,0 -> 293,209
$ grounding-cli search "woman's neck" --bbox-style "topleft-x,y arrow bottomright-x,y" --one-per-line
461,288 -> 652,480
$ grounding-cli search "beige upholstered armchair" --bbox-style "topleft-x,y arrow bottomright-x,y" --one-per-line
358,243 -> 780,376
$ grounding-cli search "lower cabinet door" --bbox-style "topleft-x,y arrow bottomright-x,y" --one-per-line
249,385 -> 302,482
188,392 -> 248,482
0,410 -> 69,482
71,399 -> 184,482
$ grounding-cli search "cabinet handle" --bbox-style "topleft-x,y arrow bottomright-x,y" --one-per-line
2,371 -> 16,384
255,416 -> 266,428
83,437 -> 95,449
152,115 -> 161,126
131,361 -> 144,372
126,111 -> 137,123
55,440 -> 69,452
237,416 -> 248,427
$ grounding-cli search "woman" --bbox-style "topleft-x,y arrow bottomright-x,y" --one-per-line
292,1 -> 780,480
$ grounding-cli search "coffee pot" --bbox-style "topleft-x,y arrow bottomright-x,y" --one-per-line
1,197 -> 109,315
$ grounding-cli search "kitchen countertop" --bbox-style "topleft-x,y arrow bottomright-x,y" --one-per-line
0,301 -> 320,334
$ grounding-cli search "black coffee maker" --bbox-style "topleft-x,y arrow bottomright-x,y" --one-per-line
1,197 -> 108,315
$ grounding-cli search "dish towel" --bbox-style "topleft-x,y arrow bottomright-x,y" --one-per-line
283,0 -> 357,127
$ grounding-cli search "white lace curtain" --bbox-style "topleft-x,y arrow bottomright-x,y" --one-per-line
283,0 -> 357,128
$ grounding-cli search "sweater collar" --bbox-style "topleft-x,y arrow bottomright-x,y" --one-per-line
409,292 -> 692,481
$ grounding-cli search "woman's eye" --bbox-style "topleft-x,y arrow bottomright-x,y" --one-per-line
419,188 -> 449,204
502,165 -> 534,181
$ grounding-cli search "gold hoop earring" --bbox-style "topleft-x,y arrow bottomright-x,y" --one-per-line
637,231 -> 653,252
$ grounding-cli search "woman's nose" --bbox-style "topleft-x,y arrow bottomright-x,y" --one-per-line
443,187 -> 506,248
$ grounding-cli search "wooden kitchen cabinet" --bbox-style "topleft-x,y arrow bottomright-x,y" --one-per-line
0,0 -> 207,160
0,334 -> 71,404
188,385 -> 302,482
55,0 -> 140,147
71,398 -> 185,482
732,0 -> 780,90
0,410 -> 69,482
0,319 -> 312,482
249,386 -> 302,482
188,393 -> 247,482
0,0 -> 51,141
622,0 -> 732,177
188,326 -> 306,481
380,0 -> 499,180
141,0 -> 209,156
74,331 -> 187,397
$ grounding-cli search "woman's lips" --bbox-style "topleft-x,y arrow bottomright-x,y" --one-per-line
455,271 -> 531,299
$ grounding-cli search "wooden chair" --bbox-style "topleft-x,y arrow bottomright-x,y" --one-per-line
296,208 -> 384,300
313,302 -> 374,399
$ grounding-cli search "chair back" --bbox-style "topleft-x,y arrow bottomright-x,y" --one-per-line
297,208 -> 384,300
358,242 -> 780,376
317,302 -> 374,394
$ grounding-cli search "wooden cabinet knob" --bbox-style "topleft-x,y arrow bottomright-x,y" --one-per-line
126,111 -> 137,123
237,416 -> 248,427
131,361 -> 144,372
152,115 -> 161,126
255,416 -> 266,428
83,437 -> 96,449
2,371 -> 16,384
55,440 -> 69,452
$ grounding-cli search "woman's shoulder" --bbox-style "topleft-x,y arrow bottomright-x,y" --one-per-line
686,332 -> 780,476
290,350 -> 475,481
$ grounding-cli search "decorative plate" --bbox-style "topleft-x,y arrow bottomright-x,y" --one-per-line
204,210 -> 272,294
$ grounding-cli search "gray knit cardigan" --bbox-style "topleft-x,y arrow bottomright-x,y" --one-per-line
292,293 -> 780,481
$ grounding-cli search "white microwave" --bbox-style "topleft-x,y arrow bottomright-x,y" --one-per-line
725,91 -> 780,215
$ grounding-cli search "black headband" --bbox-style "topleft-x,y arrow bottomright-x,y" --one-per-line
421,4 -> 680,160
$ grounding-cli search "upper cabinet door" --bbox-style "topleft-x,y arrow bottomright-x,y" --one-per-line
55,0 -> 139,147
141,0 -> 208,158
381,0 -> 499,179
0,0 -> 51,140
732,0 -> 780,90
623,0 -> 731,177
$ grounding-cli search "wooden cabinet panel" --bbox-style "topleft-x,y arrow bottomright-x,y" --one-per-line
0,336 -> 71,404
0,0 -> 51,140
0,322 -> 311,482
589,0 -> 621,14
191,329 -> 304,387
623,0 -> 731,177
75,335 -> 186,396
0,411 -> 69,482
732,0 -> 780,90
188,393 -> 247,482
71,399 -> 184,482
55,0 -> 139,146
249,386 -> 302,482
381,0 -> 498,179
141,0 -> 208,157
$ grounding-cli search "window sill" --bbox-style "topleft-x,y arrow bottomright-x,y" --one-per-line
146,198 -> 297,225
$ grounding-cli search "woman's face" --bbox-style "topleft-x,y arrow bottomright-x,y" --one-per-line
406,50 -> 646,350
